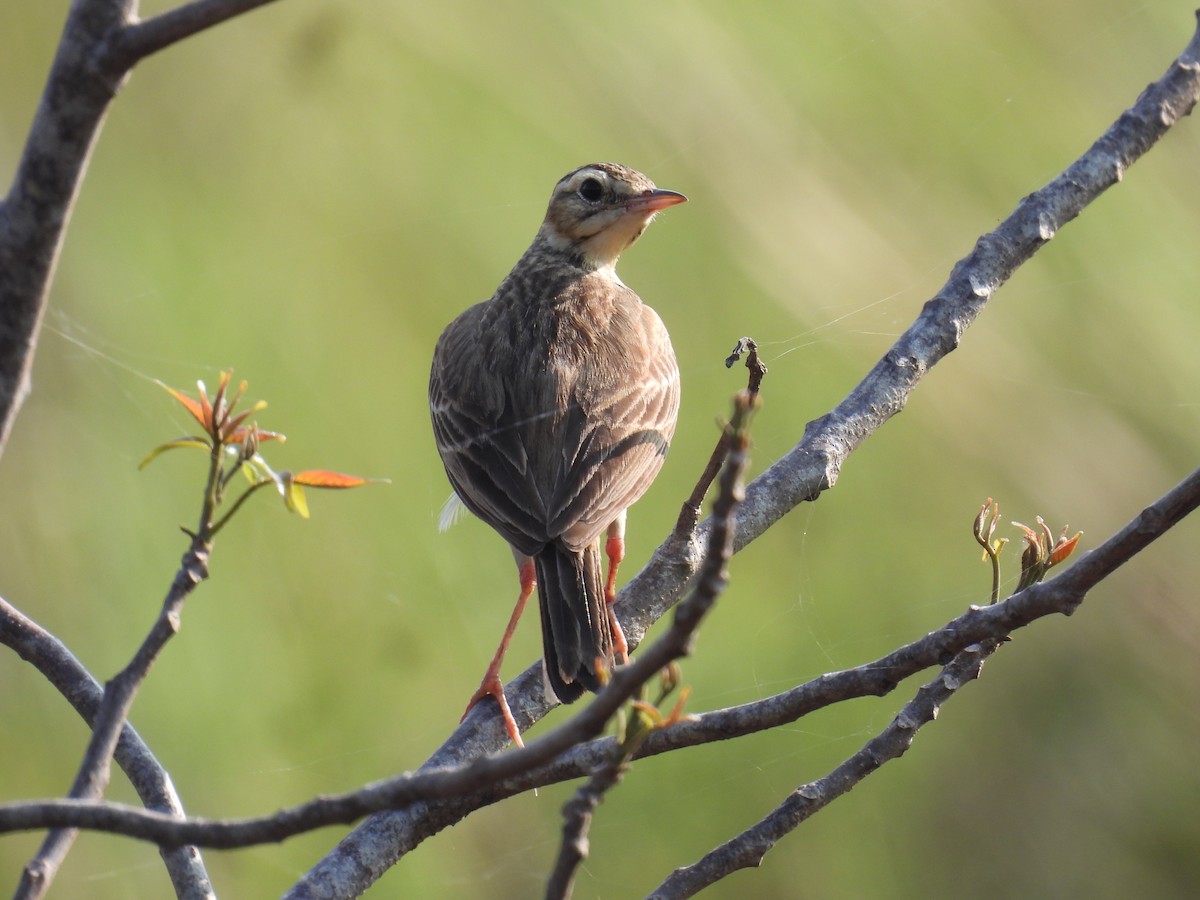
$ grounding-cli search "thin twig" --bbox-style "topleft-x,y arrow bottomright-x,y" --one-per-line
101,0 -> 283,71
14,536 -> 212,898
549,396 -> 754,899
2,452 -> 1197,858
0,393 -> 755,851
724,337 -> 768,396
647,639 -> 1002,898
209,478 -> 272,536
15,436 -> 221,898
675,338 -> 767,536
544,757 -> 626,900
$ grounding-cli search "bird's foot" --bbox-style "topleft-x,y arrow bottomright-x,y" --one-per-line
461,673 -> 525,748
604,534 -> 630,664
607,606 -> 629,665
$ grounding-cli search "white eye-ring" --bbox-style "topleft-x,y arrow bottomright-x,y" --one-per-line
577,177 -> 604,203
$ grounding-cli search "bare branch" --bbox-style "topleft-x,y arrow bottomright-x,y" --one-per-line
675,337 -> 767,536
0,1 -> 126,457
623,5 -> 1200,637
15,537 -> 212,898
0,393 -> 755,855
103,0 -> 283,70
544,759 -> 626,900
647,464 -> 1200,894
547,397 -> 754,899
648,641 -> 1000,898
0,595 -> 214,899
0,0 -> 284,458
289,17 -> 1200,894
2,461 -> 1195,862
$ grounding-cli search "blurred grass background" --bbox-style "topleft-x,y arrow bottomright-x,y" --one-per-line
2,1 -> 1199,897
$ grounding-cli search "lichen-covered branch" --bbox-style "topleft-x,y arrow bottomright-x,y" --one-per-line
289,14 -> 1200,897
0,595 -> 214,899
2,462 -> 1196,874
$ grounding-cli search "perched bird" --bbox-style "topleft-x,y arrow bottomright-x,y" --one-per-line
429,162 -> 685,745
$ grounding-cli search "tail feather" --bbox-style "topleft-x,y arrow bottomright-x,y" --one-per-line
535,543 -> 613,703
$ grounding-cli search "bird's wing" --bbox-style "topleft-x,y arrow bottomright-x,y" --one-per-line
547,298 -> 680,551
429,302 -> 555,557
430,285 -> 679,555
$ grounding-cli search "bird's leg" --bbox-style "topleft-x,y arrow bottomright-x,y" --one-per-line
460,559 -> 536,748
603,519 -> 630,664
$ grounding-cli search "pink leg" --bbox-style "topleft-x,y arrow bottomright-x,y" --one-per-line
604,531 -> 629,664
461,560 -> 536,748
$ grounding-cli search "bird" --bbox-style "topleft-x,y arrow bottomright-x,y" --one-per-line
429,162 -> 685,746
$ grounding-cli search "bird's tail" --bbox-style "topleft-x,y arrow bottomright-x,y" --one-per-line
535,542 -> 614,703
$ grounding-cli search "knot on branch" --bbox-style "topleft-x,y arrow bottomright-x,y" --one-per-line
181,546 -> 211,586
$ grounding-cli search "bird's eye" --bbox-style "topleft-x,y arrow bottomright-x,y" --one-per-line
577,177 -> 604,203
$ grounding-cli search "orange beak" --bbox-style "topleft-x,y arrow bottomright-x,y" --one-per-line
624,189 -> 688,214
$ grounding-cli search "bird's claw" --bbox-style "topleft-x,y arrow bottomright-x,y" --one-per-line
461,674 -> 525,748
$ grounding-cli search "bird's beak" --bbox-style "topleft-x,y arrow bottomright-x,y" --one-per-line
624,189 -> 688,214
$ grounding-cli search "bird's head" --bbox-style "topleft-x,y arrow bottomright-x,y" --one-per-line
540,163 -> 687,272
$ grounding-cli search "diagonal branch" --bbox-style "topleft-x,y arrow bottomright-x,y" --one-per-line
0,595 -> 214,899
625,6 -> 1200,633
675,337 -> 767,536
288,14 -> 1200,896
544,760 -> 627,900
14,535 -> 213,899
0,0 -> 285,458
647,640 -> 1001,899
1,463 -> 1196,855
2,9 -> 1198,899
644,471 -> 1200,894
102,0 -> 283,70
545,395 -> 755,900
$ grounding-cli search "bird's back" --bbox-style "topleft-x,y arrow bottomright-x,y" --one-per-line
429,264 -> 679,556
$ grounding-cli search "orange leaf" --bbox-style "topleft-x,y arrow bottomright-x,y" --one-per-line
1050,531 -> 1083,566
198,380 -> 215,431
157,381 -> 209,431
224,401 -> 269,437
227,427 -> 286,446
291,470 -> 371,489
211,371 -> 232,419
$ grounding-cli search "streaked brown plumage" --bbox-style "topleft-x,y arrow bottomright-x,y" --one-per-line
429,163 -> 685,743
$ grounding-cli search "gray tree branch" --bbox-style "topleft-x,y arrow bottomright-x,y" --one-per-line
0,596 -> 214,899
106,0 -> 282,69
2,462 -> 1197,854
1,1 -> 287,896
0,0 -> 282,457
648,642 -> 1001,899
14,537 -> 212,899
287,11 -> 1200,897
2,7 -> 1199,900
647,462 -> 1200,897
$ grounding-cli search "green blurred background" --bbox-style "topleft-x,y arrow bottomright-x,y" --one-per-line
2,1 -> 1199,897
